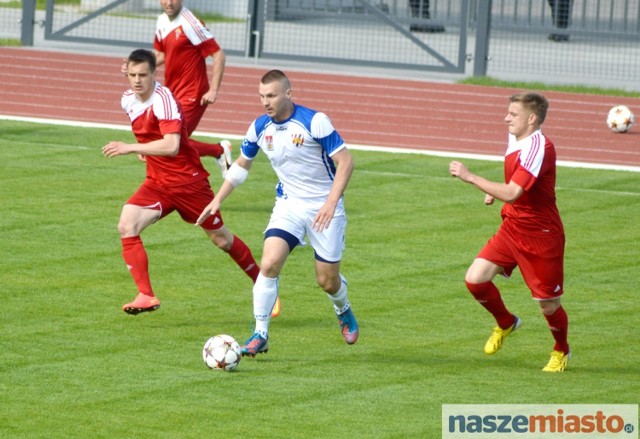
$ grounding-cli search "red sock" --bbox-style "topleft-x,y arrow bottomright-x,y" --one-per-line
121,236 -> 154,296
544,306 -> 569,354
189,139 -> 223,157
227,235 -> 260,283
466,281 -> 515,329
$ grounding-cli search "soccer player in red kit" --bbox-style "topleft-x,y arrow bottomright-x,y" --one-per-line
449,92 -> 570,372
103,49 -> 259,315
153,0 -> 232,177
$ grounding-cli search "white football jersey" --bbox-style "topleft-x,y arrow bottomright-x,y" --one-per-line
242,103 -> 347,208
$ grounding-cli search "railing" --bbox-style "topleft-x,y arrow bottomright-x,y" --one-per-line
3,0 -> 639,90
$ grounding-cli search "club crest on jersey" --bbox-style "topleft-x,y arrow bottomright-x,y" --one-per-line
175,27 -> 183,40
265,135 -> 273,151
291,133 -> 304,148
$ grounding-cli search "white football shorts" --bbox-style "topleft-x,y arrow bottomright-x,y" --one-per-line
265,197 -> 346,262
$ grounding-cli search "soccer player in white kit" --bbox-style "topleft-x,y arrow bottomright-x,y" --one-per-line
197,69 -> 359,356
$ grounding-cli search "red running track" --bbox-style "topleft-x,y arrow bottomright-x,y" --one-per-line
1,47 -> 638,167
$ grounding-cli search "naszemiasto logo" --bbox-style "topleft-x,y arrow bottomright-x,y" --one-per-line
442,404 -> 638,438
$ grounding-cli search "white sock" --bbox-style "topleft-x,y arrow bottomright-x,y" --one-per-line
327,274 -> 350,315
253,273 -> 278,338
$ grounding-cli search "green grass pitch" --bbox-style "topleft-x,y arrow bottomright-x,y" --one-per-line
0,120 -> 638,438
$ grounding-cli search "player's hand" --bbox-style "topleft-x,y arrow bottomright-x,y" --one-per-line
196,199 -> 221,226
102,141 -> 131,158
137,154 -> 147,162
484,194 -> 495,205
200,89 -> 218,106
449,161 -> 471,182
312,204 -> 336,232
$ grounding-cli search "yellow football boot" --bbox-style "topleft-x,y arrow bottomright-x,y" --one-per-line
542,350 -> 570,372
484,316 -> 521,355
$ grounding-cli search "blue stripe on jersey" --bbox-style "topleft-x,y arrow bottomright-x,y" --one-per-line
253,113 -> 271,136
275,181 -> 286,198
241,114 -> 271,159
292,105 -> 344,155
315,125 -> 344,157
290,105 -> 314,130
317,130 -> 342,180
321,149 -> 335,181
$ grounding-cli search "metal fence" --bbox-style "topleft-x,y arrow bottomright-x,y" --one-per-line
474,0 -> 640,87
3,0 -> 640,90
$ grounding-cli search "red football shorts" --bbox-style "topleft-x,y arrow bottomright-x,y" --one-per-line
126,179 -> 224,230
477,221 -> 565,300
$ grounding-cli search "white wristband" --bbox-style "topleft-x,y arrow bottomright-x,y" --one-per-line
225,162 -> 249,187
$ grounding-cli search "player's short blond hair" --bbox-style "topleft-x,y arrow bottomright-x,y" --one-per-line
510,92 -> 549,124
261,69 -> 291,91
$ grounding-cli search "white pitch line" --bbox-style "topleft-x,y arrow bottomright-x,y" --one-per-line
1,114 -> 639,173
556,187 -> 640,197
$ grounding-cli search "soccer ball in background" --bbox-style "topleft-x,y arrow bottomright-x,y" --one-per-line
202,334 -> 242,371
606,105 -> 635,133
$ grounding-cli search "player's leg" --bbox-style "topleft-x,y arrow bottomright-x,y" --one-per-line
465,250 -> 521,355
547,0 -> 571,41
308,213 -> 358,344
409,0 -> 444,32
409,0 -> 429,18
539,298 -> 570,371
203,225 -> 260,283
547,0 -> 559,26
241,200 -> 303,356
540,298 -> 569,354
188,139 -> 222,157
519,236 -> 569,371
465,257 -> 517,329
549,0 -> 572,28
188,138 -> 232,179
242,234 -> 294,356
175,180 -> 260,282
316,259 -> 359,345
183,102 -> 231,176
118,202 -> 163,315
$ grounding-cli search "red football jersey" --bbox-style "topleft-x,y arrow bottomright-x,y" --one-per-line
154,7 -> 221,105
501,130 -> 564,236
121,82 -> 208,187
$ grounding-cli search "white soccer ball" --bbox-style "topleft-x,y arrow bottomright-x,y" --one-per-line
202,334 -> 242,371
606,105 -> 635,133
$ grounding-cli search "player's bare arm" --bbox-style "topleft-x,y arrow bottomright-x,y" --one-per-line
154,50 -> 166,66
196,155 -> 252,226
102,133 -> 180,158
201,49 -> 226,106
312,148 -> 354,231
449,160 -> 524,204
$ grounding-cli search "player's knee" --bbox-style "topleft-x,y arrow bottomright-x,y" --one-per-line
211,234 -> 232,251
464,266 -> 483,285
316,272 -> 340,294
539,298 -> 561,315
258,257 -> 282,278
207,227 -> 233,251
117,220 -> 136,237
